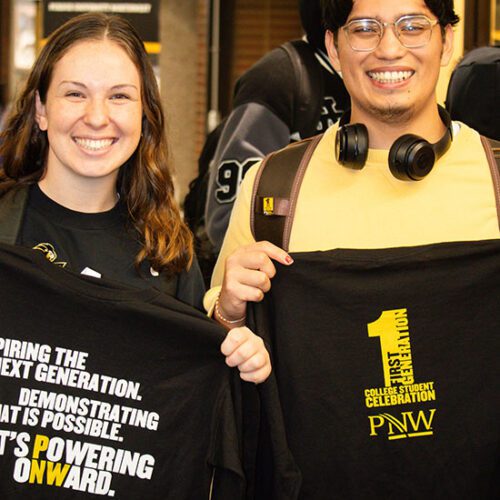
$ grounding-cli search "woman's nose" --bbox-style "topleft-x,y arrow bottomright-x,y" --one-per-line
83,98 -> 110,128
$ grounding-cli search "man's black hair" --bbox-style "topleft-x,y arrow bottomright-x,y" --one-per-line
322,0 -> 460,33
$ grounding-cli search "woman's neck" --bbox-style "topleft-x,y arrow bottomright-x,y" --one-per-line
38,176 -> 119,213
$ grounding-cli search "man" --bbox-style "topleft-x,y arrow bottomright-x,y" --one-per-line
207,0 -> 499,496
206,0 -> 498,322
204,0 -> 350,252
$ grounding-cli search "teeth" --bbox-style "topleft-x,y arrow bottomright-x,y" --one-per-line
368,71 -> 413,83
74,138 -> 114,151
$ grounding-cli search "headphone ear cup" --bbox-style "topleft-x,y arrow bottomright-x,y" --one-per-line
335,124 -> 368,170
388,134 -> 436,181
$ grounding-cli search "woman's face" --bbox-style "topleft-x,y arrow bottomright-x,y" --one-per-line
35,39 -> 143,192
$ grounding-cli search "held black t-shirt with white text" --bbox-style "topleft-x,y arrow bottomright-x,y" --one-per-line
0,243 -> 243,499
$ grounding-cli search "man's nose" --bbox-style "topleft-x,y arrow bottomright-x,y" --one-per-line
374,24 -> 406,58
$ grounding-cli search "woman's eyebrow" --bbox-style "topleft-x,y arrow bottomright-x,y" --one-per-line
57,80 -> 86,88
57,81 -> 139,91
110,84 -> 139,91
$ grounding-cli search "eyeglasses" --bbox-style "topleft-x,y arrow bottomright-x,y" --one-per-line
342,15 -> 440,52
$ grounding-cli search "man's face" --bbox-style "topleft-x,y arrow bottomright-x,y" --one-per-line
326,0 -> 453,126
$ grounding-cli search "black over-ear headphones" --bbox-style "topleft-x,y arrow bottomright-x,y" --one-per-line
335,106 -> 453,181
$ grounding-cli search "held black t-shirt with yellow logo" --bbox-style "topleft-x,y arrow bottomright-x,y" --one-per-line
249,240 -> 499,499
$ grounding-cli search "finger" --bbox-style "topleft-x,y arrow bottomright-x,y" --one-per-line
227,241 -> 293,275
225,334 -> 268,370
236,351 -> 269,373
250,241 -> 294,267
225,341 -> 260,368
220,327 -> 251,357
226,251 -> 277,279
225,268 -> 272,293
220,282 -> 266,309
223,332 -> 261,365
239,364 -> 272,384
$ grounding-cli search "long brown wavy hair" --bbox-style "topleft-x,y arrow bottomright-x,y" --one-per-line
0,13 -> 193,275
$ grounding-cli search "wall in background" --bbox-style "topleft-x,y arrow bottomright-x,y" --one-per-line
437,0 -> 465,105
160,0 -> 205,203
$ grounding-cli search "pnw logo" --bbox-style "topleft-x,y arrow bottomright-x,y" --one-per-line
368,409 -> 436,440
365,308 -> 437,440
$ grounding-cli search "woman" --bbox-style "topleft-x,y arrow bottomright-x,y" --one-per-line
0,13 -> 270,383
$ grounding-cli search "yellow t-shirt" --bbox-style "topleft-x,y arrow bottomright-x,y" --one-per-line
205,122 -> 499,312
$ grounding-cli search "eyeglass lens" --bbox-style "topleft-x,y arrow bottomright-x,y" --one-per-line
345,16 -> 435,51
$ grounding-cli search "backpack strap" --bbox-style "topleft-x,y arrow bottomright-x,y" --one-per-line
281,40 -> 324,139
251,134 -> 322,250
480,136 -> 500,230
250,134 -> 500,248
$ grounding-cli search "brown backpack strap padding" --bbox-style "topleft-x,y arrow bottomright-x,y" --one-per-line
251,134 -> 323,250
480,136 -> 500,231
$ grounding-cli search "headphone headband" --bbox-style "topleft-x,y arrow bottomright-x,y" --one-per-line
433,105 -> 453,158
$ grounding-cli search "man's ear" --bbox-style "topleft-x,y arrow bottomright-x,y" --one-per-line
440,24 -> 454,67
35,91 -> 48,131
325,30 -> 342,74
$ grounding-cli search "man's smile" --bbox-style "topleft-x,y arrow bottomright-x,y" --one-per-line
367,70 -> 414,84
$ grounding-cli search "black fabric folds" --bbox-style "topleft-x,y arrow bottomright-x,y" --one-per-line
0,243 -> 243,499
248,240 -> 500,499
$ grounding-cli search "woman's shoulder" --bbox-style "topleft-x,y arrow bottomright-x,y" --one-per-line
0,183 -> 29,203
0,184 -> 29,244
175,255 -> 205,311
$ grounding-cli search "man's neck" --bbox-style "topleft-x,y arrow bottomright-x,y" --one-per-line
350,104 -> 446,150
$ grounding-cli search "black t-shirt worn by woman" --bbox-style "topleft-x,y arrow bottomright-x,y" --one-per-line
18,185 -> 204,310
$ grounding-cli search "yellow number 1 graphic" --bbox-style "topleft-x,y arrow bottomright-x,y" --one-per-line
367,309 -> 415,387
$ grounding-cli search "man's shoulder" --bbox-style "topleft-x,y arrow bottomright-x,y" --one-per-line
452,121 -> 491,151
442,122 -> 498,179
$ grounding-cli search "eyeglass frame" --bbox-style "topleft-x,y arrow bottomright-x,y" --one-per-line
341,15 -> 441,52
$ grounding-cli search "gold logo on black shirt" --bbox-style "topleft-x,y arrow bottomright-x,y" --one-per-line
365,308 -> 437,440
32,243 -> 67,268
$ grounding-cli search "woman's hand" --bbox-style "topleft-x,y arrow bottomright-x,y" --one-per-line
221,327 -> 271,383
217,241 -> 293,322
